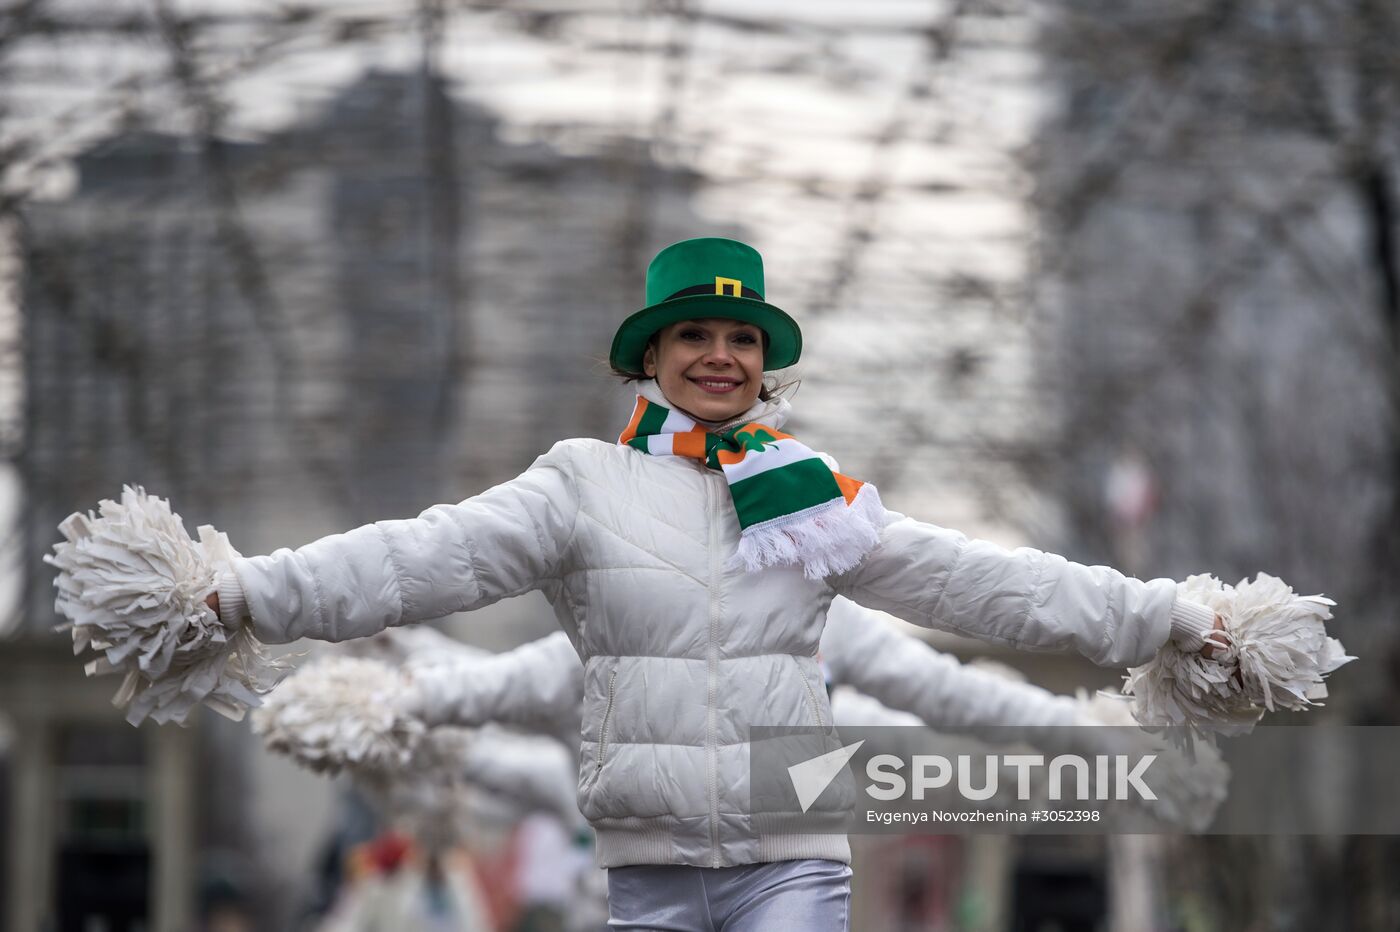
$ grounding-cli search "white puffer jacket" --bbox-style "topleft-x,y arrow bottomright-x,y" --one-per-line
409,597 -> 1090,751
408,596 -> 1229,833
218,395 -> 1216,869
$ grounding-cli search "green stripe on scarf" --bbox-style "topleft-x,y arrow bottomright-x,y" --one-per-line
637,400 -> 669,437
729,458 -> 844,525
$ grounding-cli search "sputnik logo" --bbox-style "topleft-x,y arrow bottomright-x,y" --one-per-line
787,740 -> 865,812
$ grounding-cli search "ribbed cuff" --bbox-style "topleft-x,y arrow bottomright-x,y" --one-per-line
216,570 -> 250,629
1168,596 -> 1218,652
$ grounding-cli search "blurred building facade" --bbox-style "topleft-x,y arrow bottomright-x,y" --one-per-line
2,67 -> 719,931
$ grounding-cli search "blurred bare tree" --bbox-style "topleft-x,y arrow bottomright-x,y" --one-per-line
1033,0 -> 1398,689
1032,2 -> 1400,929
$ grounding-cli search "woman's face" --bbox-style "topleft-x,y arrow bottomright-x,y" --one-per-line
642,318 -> 766,422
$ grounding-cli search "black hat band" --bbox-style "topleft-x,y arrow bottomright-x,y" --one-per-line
664,282 -> 765,301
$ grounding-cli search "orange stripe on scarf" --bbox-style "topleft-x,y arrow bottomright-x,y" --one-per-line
834,472 -> 864,505
672,429 -> 708,459
618,397 -> 647,445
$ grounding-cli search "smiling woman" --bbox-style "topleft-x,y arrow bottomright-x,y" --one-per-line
56,235 -> 1278,932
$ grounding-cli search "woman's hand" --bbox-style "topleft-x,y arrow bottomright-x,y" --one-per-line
1200,613 -> 1245,686
1200,613 -> 1227,659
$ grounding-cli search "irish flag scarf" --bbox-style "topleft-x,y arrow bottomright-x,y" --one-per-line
618,384 -> 885,579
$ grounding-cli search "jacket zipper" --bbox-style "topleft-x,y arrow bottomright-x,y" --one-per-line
706,474 -> 722,868
595,668 -> 619,776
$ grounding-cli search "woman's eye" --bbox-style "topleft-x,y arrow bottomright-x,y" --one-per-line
735,333 -> 758,345
680,330 -> 704,341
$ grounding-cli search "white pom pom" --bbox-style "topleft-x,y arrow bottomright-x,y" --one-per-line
1072,688 -> 1231,831
1122,572 -> 1354,742
251,656 -> 425,775
44,486 -> 286,725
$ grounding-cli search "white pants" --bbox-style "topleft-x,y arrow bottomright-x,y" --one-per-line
605,858 -> 852,931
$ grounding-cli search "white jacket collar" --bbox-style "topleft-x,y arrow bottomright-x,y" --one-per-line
636,378 -> 791,433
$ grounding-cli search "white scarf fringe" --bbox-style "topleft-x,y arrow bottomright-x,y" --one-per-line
728,482 -> 886,580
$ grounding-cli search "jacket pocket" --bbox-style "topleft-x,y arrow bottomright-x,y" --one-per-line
595,668 -> 620,776
795,657 -> 825,729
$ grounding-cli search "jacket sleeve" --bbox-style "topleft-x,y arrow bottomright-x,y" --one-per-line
820,597 -> 1081,732
456,731 -> 585,827
827,510 -> 1218,668
219,440 -> 580,645
410,632 -> 584,739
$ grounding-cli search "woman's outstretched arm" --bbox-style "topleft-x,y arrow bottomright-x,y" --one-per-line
213,440 -> 581,645
827,510 -> 1219,669
820,596 -> 1082,732
409,631 -> 583,745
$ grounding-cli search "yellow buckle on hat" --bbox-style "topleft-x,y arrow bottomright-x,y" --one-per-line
714,276 -> 741,297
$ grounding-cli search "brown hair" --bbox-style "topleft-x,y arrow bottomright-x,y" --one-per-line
608,330 -> 799,403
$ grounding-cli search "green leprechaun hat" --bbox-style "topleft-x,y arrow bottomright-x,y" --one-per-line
610,237 -> 803,372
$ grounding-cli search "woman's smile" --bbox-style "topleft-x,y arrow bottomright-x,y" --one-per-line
689,375 -> 744,394
643,318 -> 766,421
